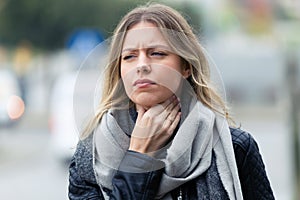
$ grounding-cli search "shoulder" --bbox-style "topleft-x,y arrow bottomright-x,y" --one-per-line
72,133 -> 96,183
229,129 -> 275,199
229,127 -> 258,152
74,133 -> 94,166
74,133 -> 94,158
69,133 -> 104,199
229,127 -> 261,171
229,127 -> 269,184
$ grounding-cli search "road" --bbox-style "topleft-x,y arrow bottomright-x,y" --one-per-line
0,118 -> 69,200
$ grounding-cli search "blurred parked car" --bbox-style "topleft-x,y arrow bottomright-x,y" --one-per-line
49,72 -> 79,162
0,68 -> 25,127
49,69 -> 100,163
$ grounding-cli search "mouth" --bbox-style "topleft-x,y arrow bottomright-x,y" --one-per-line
133,79 -> 156,88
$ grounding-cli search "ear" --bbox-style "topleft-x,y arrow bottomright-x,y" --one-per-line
182,64 -> 191,79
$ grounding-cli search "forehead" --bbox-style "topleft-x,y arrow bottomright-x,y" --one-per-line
122,22 -> 169,49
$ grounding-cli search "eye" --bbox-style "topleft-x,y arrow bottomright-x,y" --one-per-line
151,51 -> 167,57
122,55 -> 135,60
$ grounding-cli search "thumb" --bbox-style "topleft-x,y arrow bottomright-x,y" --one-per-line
136,105 -> 145,121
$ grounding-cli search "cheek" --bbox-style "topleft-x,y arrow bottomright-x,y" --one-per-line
120,64 -> 131,85
120,64 -> 127,79
155,65 -> 183,93
120,65 -> 135,96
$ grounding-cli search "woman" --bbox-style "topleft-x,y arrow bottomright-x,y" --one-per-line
69,3 -> 275,200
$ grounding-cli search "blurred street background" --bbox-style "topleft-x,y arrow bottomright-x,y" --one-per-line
0,0 -> 300,199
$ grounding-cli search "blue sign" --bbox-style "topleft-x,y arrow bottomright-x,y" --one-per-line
67,28 -> 104,60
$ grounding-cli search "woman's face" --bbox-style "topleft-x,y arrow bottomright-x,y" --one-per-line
120,22 -> 190,109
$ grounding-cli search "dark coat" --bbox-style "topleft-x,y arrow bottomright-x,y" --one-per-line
68,128 -> 275,200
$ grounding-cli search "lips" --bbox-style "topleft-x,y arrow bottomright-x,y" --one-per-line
133,79 -> 156,87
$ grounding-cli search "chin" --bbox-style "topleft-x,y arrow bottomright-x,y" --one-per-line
132,97 -> 160,108
130,92 -> 172,108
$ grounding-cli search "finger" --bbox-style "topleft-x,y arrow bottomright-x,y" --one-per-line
162,116 -> 173,130
161,103 -> 180,133
160,96 -> 179,120
168,112 -> 181,134
136,106 -> 145,120
146,95 -> 177,117
136,107 -> 147,127
166,102 -> 180,121
160,94 -> 177,108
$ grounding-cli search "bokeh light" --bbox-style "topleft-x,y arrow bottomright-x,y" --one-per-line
6,95 -> 25,120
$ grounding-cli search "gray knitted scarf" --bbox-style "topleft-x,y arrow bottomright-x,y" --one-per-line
93,92 -> 243,199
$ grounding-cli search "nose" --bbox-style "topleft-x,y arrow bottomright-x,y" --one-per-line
137,53 -> 151,74
137,64 -> 151,74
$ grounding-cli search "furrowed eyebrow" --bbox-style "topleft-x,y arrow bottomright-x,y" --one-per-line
121,45 -> 171,54
121,48 -> 136,54
147,45 -> 171,51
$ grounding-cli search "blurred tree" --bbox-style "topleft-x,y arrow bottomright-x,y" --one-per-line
0,0 -> 203,50
286,49 -> 300,200
231,0 -> 274,35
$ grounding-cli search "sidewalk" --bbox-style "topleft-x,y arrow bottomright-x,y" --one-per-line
233,105 -> 293,200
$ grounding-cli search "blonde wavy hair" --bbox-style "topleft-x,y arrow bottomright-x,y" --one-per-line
80,3 -> 231,139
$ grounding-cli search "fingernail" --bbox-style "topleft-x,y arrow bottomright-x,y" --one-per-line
177,102 -> 181,110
